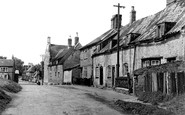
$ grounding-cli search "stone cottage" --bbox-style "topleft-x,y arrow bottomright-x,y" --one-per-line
0,59 -> 14,80
79,15 -> 118,86
43,37 -> 68,85
91,0 -> 185,92
44,34 -> 82,85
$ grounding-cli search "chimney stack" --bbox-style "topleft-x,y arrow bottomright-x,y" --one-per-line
47,36 -> 51,44
111,14 -> 122,29
74,32 -> 79,45
68,36 -> 72,48
130,6 -> 136,24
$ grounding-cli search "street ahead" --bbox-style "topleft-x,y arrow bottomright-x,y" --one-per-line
2,81 -> 137,115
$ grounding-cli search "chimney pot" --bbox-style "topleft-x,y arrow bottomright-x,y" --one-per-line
74,32 -> 79,45
130,6 -> 136,24
68,36 -> 72,48
47,36 -> 51,44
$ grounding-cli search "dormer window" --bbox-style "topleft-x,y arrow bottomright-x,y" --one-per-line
156,22 -> 176,38
126,33 -> 140,44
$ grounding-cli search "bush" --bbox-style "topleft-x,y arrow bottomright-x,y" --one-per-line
0,89 -> 12,114
115,100 -> 174,115
0,78 -> 22,93
138,91 -> 173,105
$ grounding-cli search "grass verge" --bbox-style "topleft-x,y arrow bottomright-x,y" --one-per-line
115,100 -> 174,115
0,78 -> 22,114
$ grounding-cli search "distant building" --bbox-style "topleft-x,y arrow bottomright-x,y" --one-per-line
0,59 -> 14,80
43,37 -> 68,84
43,34 -> 82,85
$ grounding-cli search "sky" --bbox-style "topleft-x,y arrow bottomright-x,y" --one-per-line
0,0 -> 166,65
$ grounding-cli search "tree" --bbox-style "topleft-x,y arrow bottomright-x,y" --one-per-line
14,57 -> 24,75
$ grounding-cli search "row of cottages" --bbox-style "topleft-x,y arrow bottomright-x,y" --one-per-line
43,34 -> 82,85
81,0 -> 185,95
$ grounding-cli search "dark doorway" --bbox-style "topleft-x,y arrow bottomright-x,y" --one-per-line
112,66 -> 115,87
100,66 -> 103,85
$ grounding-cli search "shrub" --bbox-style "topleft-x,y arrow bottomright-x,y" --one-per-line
115,100 -> 174,115
0,89 -> 12,114
0,78 -> 22,93
138,91 -> 173,105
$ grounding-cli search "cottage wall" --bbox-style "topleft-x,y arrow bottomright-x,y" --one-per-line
93,50 -> 125,87
80,46 -> 96,67
48,65 -> 63,85
57,65 -> 63,84
135,34 -> 183,71
92,33 -> 185,88
80,46 -> 97,78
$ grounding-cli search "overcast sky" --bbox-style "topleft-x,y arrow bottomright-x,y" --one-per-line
0,0 -> 166,65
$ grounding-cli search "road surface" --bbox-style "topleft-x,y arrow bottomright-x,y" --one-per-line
2,81 -> 137,115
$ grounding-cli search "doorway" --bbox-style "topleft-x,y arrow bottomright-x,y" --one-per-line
100,66 -> 103,85
112,66 -> 115,87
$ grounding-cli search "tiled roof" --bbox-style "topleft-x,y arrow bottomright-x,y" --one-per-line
80,29 -> 116,50
0,59 -> 13,67
63,50 -> 80,70
58,47 -> 76,65
92,1 -> 185,57
124,0 -> 185,43
49,44 -> 68,60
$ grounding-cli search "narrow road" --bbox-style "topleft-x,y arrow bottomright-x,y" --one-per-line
2,81 -> 130,115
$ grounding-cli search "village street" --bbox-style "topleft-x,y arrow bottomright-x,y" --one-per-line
2,81 -> 138,115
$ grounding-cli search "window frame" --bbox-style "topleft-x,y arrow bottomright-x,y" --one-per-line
142,57 -> 162,68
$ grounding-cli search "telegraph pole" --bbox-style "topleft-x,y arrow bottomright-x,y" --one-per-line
113,3 -> 125,79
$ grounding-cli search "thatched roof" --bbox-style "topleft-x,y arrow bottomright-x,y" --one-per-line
49,44 -> 68,60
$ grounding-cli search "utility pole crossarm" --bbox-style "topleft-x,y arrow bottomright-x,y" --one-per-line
113,4 -> 125,9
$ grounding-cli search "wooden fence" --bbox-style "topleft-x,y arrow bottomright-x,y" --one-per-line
144,71 -> 185,95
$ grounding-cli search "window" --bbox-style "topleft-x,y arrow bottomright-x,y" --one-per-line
127,33 -> 140,43
2,68 -> 5,72
167,57 -> 176,63
58,72 -> 60,77
122,63 -> 129,77
142,57 -> 162,68
156,22 -> 176,38
83,67 -> 87,78
151,60 -> 160,66
142,60 -> 150,68
95,67 -> 99,79
4,68 -> 8,72
107,66 -> 111,79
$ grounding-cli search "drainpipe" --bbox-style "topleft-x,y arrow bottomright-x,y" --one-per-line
132,45 -> 137,96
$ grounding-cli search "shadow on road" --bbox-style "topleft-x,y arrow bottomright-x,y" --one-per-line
85,93 -> 127,114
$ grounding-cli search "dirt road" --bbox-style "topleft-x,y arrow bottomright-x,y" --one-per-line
2,81 -> 133,115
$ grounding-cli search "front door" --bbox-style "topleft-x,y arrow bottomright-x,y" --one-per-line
112,66 -> 115,87
100,66 -> 103,85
